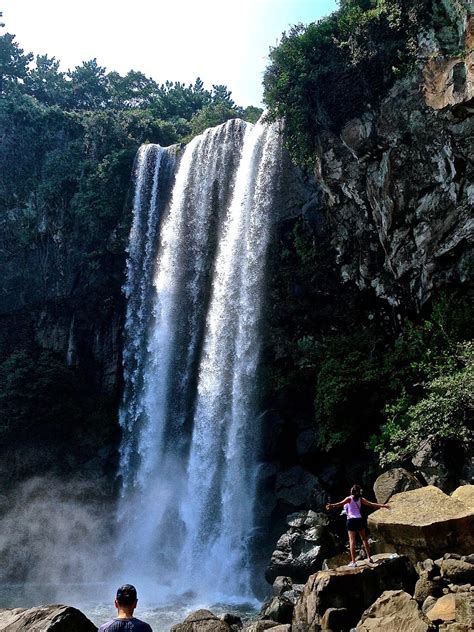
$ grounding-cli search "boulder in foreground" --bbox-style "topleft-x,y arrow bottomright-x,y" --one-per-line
292,553 -> 417,631
0,605 -> 97,631
356,590 -> 434,631
368,485 -> 474,561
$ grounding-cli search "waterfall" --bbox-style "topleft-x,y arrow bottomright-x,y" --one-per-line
118,118 -> 282,602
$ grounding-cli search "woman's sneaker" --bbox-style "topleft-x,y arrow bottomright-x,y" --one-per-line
348,561 -> 357,568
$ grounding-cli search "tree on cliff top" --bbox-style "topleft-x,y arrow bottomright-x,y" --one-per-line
263,0 -> 429,166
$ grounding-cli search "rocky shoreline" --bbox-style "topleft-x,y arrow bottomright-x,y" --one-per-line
1,480 -> 472,632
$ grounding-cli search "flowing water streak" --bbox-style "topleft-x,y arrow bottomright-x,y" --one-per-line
179,120 -> 282,596
119,144 -> 168,480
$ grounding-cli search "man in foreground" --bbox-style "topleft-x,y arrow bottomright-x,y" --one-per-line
98,584 -> 153,632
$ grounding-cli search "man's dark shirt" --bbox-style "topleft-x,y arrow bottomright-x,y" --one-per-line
98,617 -> 152,632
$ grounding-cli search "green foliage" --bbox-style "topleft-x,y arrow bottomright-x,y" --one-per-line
268,217 -> 473,459
308,294 -> 472,454
372,341 -> 473,466
0,27 -> 262,277
187,102 -> 244,138
0,32 -> 33,93
314,331 -> 385,450
263,0 -> 429,166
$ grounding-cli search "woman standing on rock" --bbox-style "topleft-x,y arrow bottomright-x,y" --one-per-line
326,484 -> 390,567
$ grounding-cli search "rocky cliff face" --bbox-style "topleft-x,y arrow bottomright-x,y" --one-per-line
0,180 -> 129,486
256,2 -> 473,574
311,7 -> 473,309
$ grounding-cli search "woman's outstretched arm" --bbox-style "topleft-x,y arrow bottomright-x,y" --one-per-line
326,496 -> 352,510
361,497 -> 390,509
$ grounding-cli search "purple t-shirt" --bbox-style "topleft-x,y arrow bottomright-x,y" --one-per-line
98,617 -> 152,632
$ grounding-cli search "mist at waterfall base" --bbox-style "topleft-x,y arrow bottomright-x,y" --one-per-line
0,118 -> 281,627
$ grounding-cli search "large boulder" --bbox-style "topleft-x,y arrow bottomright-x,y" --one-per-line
265,511 -> 336,584
356,590 -> 434,631
0,605 -> 97,631
292,553 -> 417,631
368,486 -> 474,561
374,468 -> 423,504
171,609 -> 231,632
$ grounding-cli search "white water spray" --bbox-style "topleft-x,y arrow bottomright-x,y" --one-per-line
118,118 -> 282,601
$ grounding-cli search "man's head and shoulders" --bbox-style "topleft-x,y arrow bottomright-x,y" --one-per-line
99,584 -> 152,632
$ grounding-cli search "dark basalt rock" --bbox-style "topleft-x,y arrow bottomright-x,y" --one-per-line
266,511 -> 336,584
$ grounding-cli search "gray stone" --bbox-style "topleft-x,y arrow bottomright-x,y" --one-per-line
286,510 -> 329,529
260,596 -> 294,624
412,439 -> 450,489
275,467 -> 323,511
222,613 -> 243,628
0,605 -> 97,631
272,576 -> 293,596
266,511 -> 336,584
373,468 -> 423,504
244,621 -> 280,632
171,609 -> 231,632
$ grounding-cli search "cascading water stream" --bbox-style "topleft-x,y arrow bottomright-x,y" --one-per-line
118,118 -> 282,602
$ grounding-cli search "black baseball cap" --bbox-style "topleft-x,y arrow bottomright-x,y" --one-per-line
116,584 -> 137,605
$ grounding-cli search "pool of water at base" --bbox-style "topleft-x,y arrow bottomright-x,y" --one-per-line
0,584 -> 259,632
85,602 -> 258,631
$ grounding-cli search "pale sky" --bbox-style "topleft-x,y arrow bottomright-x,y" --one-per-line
3,0 -> 338,106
